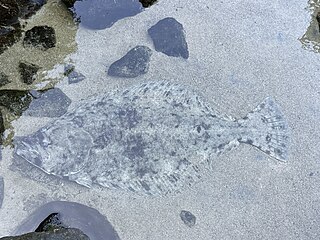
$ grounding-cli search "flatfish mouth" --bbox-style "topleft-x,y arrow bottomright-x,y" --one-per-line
14,81 -> 289,196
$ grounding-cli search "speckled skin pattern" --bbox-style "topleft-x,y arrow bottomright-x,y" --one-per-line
14,81 -> 288,196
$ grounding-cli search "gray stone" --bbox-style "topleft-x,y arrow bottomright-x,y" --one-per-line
23,26 -> 56,50
108,46 -> 152,78
18,61 -> 40,85
0,228 -> 90,240
64,65 -> 86,84
139,0 -> 157,7
0,23 -> 22,55
0,111 -> 4,144
0,72 -> 10,87
14,201 -> 121,240
0,0 -> 19,26
0,90 -> 32,116
24,88 -> 71,117
180,210 -> 196,227
18,0 -> 47,19
148,17 -> 189,59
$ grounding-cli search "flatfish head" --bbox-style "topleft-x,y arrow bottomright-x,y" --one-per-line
14,121 -> 93,178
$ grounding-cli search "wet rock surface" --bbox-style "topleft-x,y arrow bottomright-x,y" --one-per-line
180,210 -> 196,227
23,88 -> 71,117
0,228 -> 90,240
139,0 -> 157,7
71,0 -> 143,30
64,65 -> 86,84
14,201 -> 121,240
148,17 -> 189,59
18,0 -> 47,19
0,0 -> 19,26
0,111 -> 4,144
0,72 -> 10,87
18,62 -> 40,85
0,23 -> 22,54
0,90 -> 33,116
23,26 -> 56,50
0,0 -> 48,55
0,176 -> 3,208
35,213 -> 65,232
61,0 -> 76,8
108,45 -> 152,78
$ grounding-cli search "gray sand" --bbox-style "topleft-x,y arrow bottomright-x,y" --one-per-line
1,0 -> 320,239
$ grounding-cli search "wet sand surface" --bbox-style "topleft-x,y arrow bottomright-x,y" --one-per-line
1,0 -> 320,239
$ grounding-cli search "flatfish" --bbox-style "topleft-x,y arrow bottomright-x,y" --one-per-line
14,81 -> 288,196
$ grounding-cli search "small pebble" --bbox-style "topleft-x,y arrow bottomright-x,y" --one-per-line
64,64 -> 86,84
0,72 -> 10,87
180,210 -> 196,227
18,61 -> 40,85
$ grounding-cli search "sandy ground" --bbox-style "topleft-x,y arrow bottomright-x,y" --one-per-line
1,0 -> 320,239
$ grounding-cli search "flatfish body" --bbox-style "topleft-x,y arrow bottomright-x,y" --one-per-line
14,81 -> 288,196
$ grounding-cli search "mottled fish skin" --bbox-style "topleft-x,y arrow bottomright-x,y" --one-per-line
14,81 -> 288,196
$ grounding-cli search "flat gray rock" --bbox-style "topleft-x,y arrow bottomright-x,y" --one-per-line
14,201 -> 121,240
108,46 -> 152,78
180,210 -> 196,227
0,176 -> 3,208
24,88 -> 71,118
148,17 -> 189,59
1,228 -> 90,240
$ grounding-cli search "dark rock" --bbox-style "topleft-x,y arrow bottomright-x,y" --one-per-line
180,210 -> 196,227
72,0 -> 143,30
61,0 -> 76,8
0,23 -> 22,54
23,88 -> 71,117
0,176 -> 3,208
29,90 -> 42,99
0,0 -> 20,25
0,90 -> 32,115
23,26 -> 56,50
0,228 -> 90,240
18,0 -> 47,19
35,213 -> 65,232
64,65 -> 86,84
108,46 -> 152,78
18,62 -> 40,85
148,17 -> 189,59
0,72 -> 10,87
14,201 -> 121,240
0,111 -> 4,144
139,0 -> 157,7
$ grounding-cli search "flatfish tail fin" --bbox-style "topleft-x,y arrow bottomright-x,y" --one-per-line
238,97 -> 289,162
